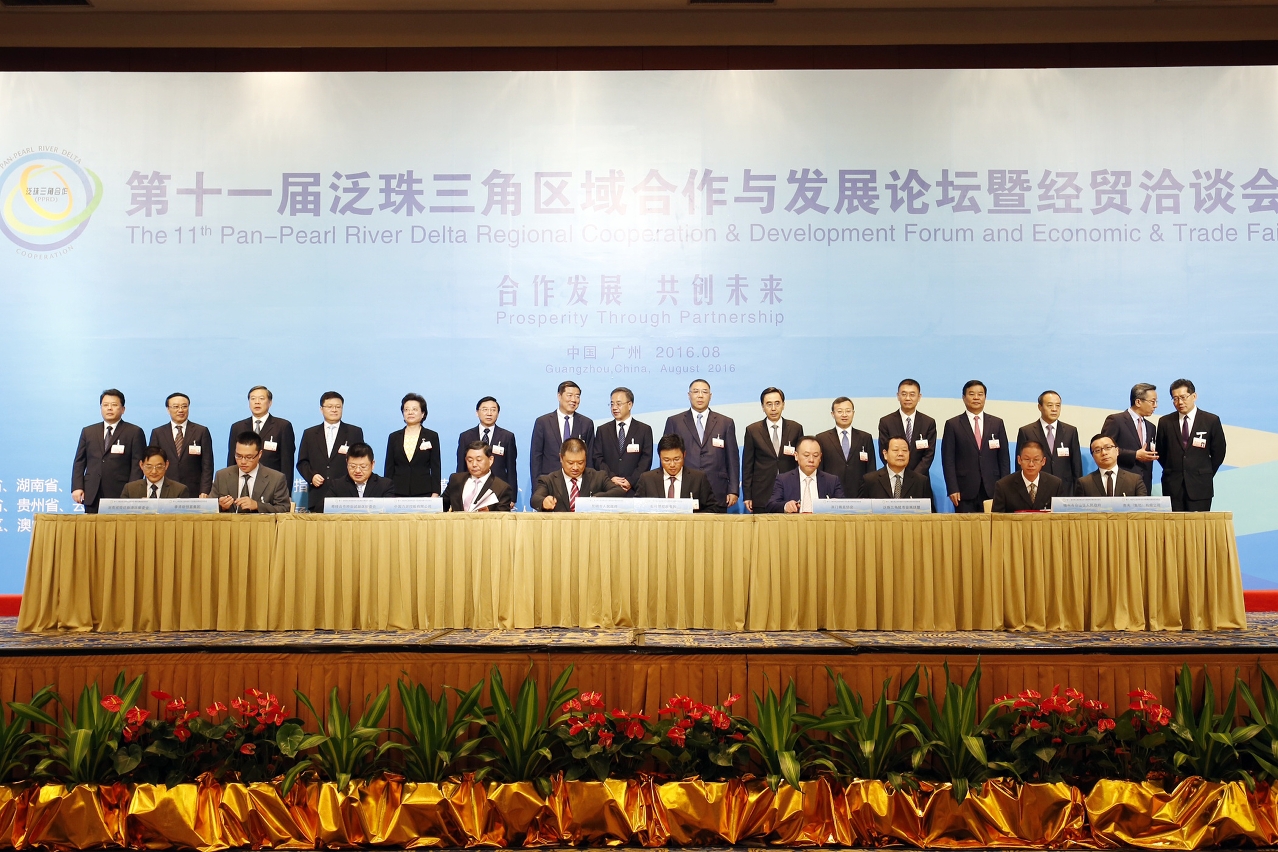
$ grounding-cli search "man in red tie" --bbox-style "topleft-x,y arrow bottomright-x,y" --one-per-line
941,380 -> 1011,513
1155,379 -> 1227,511
531,438 -> 623,511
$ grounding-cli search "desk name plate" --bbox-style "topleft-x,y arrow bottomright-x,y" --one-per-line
812,499 -> 932,515
573,497 -> 696,514
1051,496 -> 1172,513
98,499 -> 220,515
323,497 -> 444,514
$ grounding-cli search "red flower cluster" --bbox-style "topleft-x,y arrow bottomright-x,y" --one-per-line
228,688 -> 288,734
563,693 -> 650,747
658,694 -> 744,747
151,690 -> 200,742
1128,689 -> 1172,727
1006,685 -> 1112,738
123,706 -> 150,743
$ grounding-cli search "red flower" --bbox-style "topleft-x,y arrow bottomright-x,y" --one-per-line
246,688 -> 264,700
561,699 -> 582,713
582,691 -> 604,708
1065,687 -> 1084,702
569,722 -> 585,736
731,732 -> 745,741
174,726 -> 191,743
678,718 -> 694,730
611,708 -> 629,720
150,690 -> 172,702
126,707 -> 151,725
206,702 -> 227,716
1013,698 -> 1038,710
588,712 -> 606,727
253,723 -> 266,735
231,698 -> 252,714
625,720 -> 646,739
240,743 -> 256,755
667,727 -> 686,747
166,698 -> 187,715
723,694 -> 741,708
598,730 -> 614,747
709,709 -> 731,730
1029,719 -> 1049,730
100,695 -> 123,713
1097,718 -> 1116,732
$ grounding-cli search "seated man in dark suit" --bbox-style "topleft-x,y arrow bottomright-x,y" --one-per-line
531,438 -> 623,511
861,437 -> 933,505
634,434 -> 723,512
991,441 -> 1063,512
328,443 -> 396,499
766,436 -> 845,513
444,441 -> 515,512
1076,434 -> 1149,497
120,447 -> 190,499
209,432 -> 293,513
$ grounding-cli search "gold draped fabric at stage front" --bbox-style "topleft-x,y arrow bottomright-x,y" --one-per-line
1,776 -> 1277,850
19,513 -> 1245,633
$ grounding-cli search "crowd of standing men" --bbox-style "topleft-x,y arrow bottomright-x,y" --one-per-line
70,376 -> 1226,516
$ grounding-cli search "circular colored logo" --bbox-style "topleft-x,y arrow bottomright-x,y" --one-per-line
0,152 -> 102,251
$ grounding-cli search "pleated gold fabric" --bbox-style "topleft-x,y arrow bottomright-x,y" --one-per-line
19,512 -> 1245,633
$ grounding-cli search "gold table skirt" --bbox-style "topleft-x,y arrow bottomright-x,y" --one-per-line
18,512 -> 1245,633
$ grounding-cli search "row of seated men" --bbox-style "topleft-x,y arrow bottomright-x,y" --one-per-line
70,376 -> 1225,514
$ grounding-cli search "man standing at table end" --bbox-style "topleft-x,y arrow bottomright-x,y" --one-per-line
1155,379 -> 1226,511
456,396 -> 517,496
878,379 -> 937,477
663,379 -> 740,511
150,392 -> 214,498
120,446 -> 189,499
861,437 -> 933,504
210,432 -> 292,513
816,397 -> 877,499
766,436 -> 844,513
592,387 -> 653,497
530,381 -> 595,486
742,387 -> 803,513
942,380 -> 1010,513
1102,383 -> 1159,494
227,386 -> 296,486
72,389 -> 146,514
1016,390 -> 1081,497
992,440 -> 1063,512
1076,434 -> 1149,497
634,434 -> 723,512
531,438 -> 623,511
296,391 -> 364,513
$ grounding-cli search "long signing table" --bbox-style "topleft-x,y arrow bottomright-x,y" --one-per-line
18,512 -> 1245,633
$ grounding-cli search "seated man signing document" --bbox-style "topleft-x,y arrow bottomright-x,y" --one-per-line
444,441 -> 515,511
766,436 -> 845,513
531,438 -> 624,511
210,432 -> 293,513
328,443 -> 396,498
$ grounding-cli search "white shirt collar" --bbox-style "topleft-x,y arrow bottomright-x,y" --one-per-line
470,471 -> 492,489
886,466 -> 907,478
799,469 -> 818,483
557,409 -> 575,420
253,413 -> 270,426
615,416 -> 633,432
1129,408 -> 1146,425
238,465 -> 259,493
966,410 -> 983,426
1181,407 -> 1198,423
766,417 -> 784,431
899,409 -> 916,426
666,469 -> 683,491
171,420 -> 187,431
1040,419 -> 1056,433
104,420 -> 121,432
690,407 -> 709,419
325,421 -> 340,430
562,471 -> 581,492
146,478 -> 165,494
1022,472 -> 1040,489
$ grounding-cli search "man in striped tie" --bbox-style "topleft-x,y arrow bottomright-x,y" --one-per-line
531,438 -> 622,511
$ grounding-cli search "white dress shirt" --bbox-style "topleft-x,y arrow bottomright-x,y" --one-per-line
767,417 -> 785,452
966,410 -> 984,437
614,416 -> 633,440
562,471 -> 581,496
463,472 -> 493,511
324,422 -> 341,456
171,421 -> 188,442
145,478 -> 166,498
798,470 -> 818,512
1021,473 -> 1040,499
252,413 -> 271,434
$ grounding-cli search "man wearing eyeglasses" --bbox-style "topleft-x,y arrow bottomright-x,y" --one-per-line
1075,435 -> 1148,498
329,443 -> 396,499
297,391 -> 364,513
120,447 -> 189,499
210,432 -> 293,513
1155,379 -> 1227,511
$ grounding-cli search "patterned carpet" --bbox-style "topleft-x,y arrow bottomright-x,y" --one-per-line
0,614 -> 1274,656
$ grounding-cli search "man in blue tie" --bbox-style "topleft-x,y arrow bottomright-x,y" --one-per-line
815,396 -> 877,498
529,381 -> 596,485
663,379 -> 740,511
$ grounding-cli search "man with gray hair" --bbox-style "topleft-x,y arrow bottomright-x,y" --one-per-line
1101,383 -> 1159,493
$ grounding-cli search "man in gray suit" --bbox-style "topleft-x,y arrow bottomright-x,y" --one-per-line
120,447 -> 189,499
210,432 -> 292,513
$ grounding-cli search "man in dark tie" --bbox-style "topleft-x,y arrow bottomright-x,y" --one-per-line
209,432 -> 293,513
662,379 -> 740,510
455,396 -> 518,495
992,441 -> 1063,512
941,380 -> 1010,513
816,397 -> 877,498
444,441 -> 515,512
861,437 -> 934,504
878,379 -> 937,477
1015,390 -> 1082,497
591,387 -> 654,496
742,387 -> 804,513
150,393 -> 214,498
633,434 -> 723,512
227,386 -> 296,485
531,438 -> 623,511
1075,434 -> 1149,497
120,447 -> 189,499
71,389 -> 146,514
766,436 -> 845,513
529,381 -> 595,486
296,391 -> 364,513
328,443 -> 397,499
1101,383 -> 1159,494
1155,379 -> 1227,511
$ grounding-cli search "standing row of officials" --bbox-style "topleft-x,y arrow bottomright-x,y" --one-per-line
71,376 -> 1226,515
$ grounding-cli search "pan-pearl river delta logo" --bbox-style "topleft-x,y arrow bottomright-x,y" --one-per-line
0,149 -> 102,257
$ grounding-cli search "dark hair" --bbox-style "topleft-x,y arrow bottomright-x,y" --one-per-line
831,396 -> 853,409
885,436 -> 910,451
465,440 -> 493,457
1018,440 -> 1046,457
1037,390 -> 1061,405
557,381 -> 581,395
347,442 -> 374,461
476,396 -> 500,411
689,379 -> 710,390
320,391 -> 344,405
560,437 -> 588,456
611,387 -> 634,404
100,388 -> 125,405
234,431 -> 263,452
1130,383 -> 1157,405
898,379 -> 920,392
760,386 -> 785,404
401,393 -> 428,416
657,434 -> 685,454
962,380 -> 987,395
142,446 -> 168,464
1090,433 -> 1116,450
1170,378 -> 1196,396
165,392 -> 190,406
248,385 -> 273,401
797,435 -> 821,453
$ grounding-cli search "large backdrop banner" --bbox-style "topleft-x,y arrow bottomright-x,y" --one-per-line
2,68 -> 1278,592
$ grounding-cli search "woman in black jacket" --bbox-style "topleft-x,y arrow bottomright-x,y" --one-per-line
384,393 -> 442,497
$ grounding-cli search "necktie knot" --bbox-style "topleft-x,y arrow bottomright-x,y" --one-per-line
150,484 -> 158,498
254,419 -> 262,433
482,428 -> 491,444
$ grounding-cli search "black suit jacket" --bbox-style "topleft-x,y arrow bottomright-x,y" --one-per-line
455,424 -> 518,493
860,467 -> 934,504
816,427 -> 877,498
529,412 -> 595,484
442,472 -> 515,512
878,410 -> 937,475
765,468 -> 845,513
384,427 -> 442,497
633,467 -> 723,513
742,418 -> 804,510
591,419 -> 654,494
120,478 -> 189,499
1155,409 -> 1227,501
227,414 -> 296,482
72,420 -> 146,507
149,422 -> 215,497
1101,411 -> 1158,492
296,421 -> 365,513
941,412 -> 1011,500
1015,420 -> 1082,496
1075,468 -> 1149,498
992,472 -> 1064,512
530,468 -> 623,511
327,473 -> 396,499
662,410 -> 740,504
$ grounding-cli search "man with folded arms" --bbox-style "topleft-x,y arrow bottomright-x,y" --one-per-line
210,432 -> 292,513
861,437 -> 933,504
532,438 -> 623,512
634,434 -> 723,512
1075,435 -> 1149,497
328,443 -> 396,499
120,447 -> 189,499
444,441 -> 515,512
992,441 -> 1063,512
592,387 -> 654,497
766,436 -> 844,514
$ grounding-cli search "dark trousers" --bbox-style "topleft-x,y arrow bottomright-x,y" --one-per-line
954,485 -> 989,514
1167,487 -> 1212,512
83,498 -> 100,514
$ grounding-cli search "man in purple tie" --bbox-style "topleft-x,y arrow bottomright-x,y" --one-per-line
1155,379 -> 1227,511
529,381 -> 596,485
